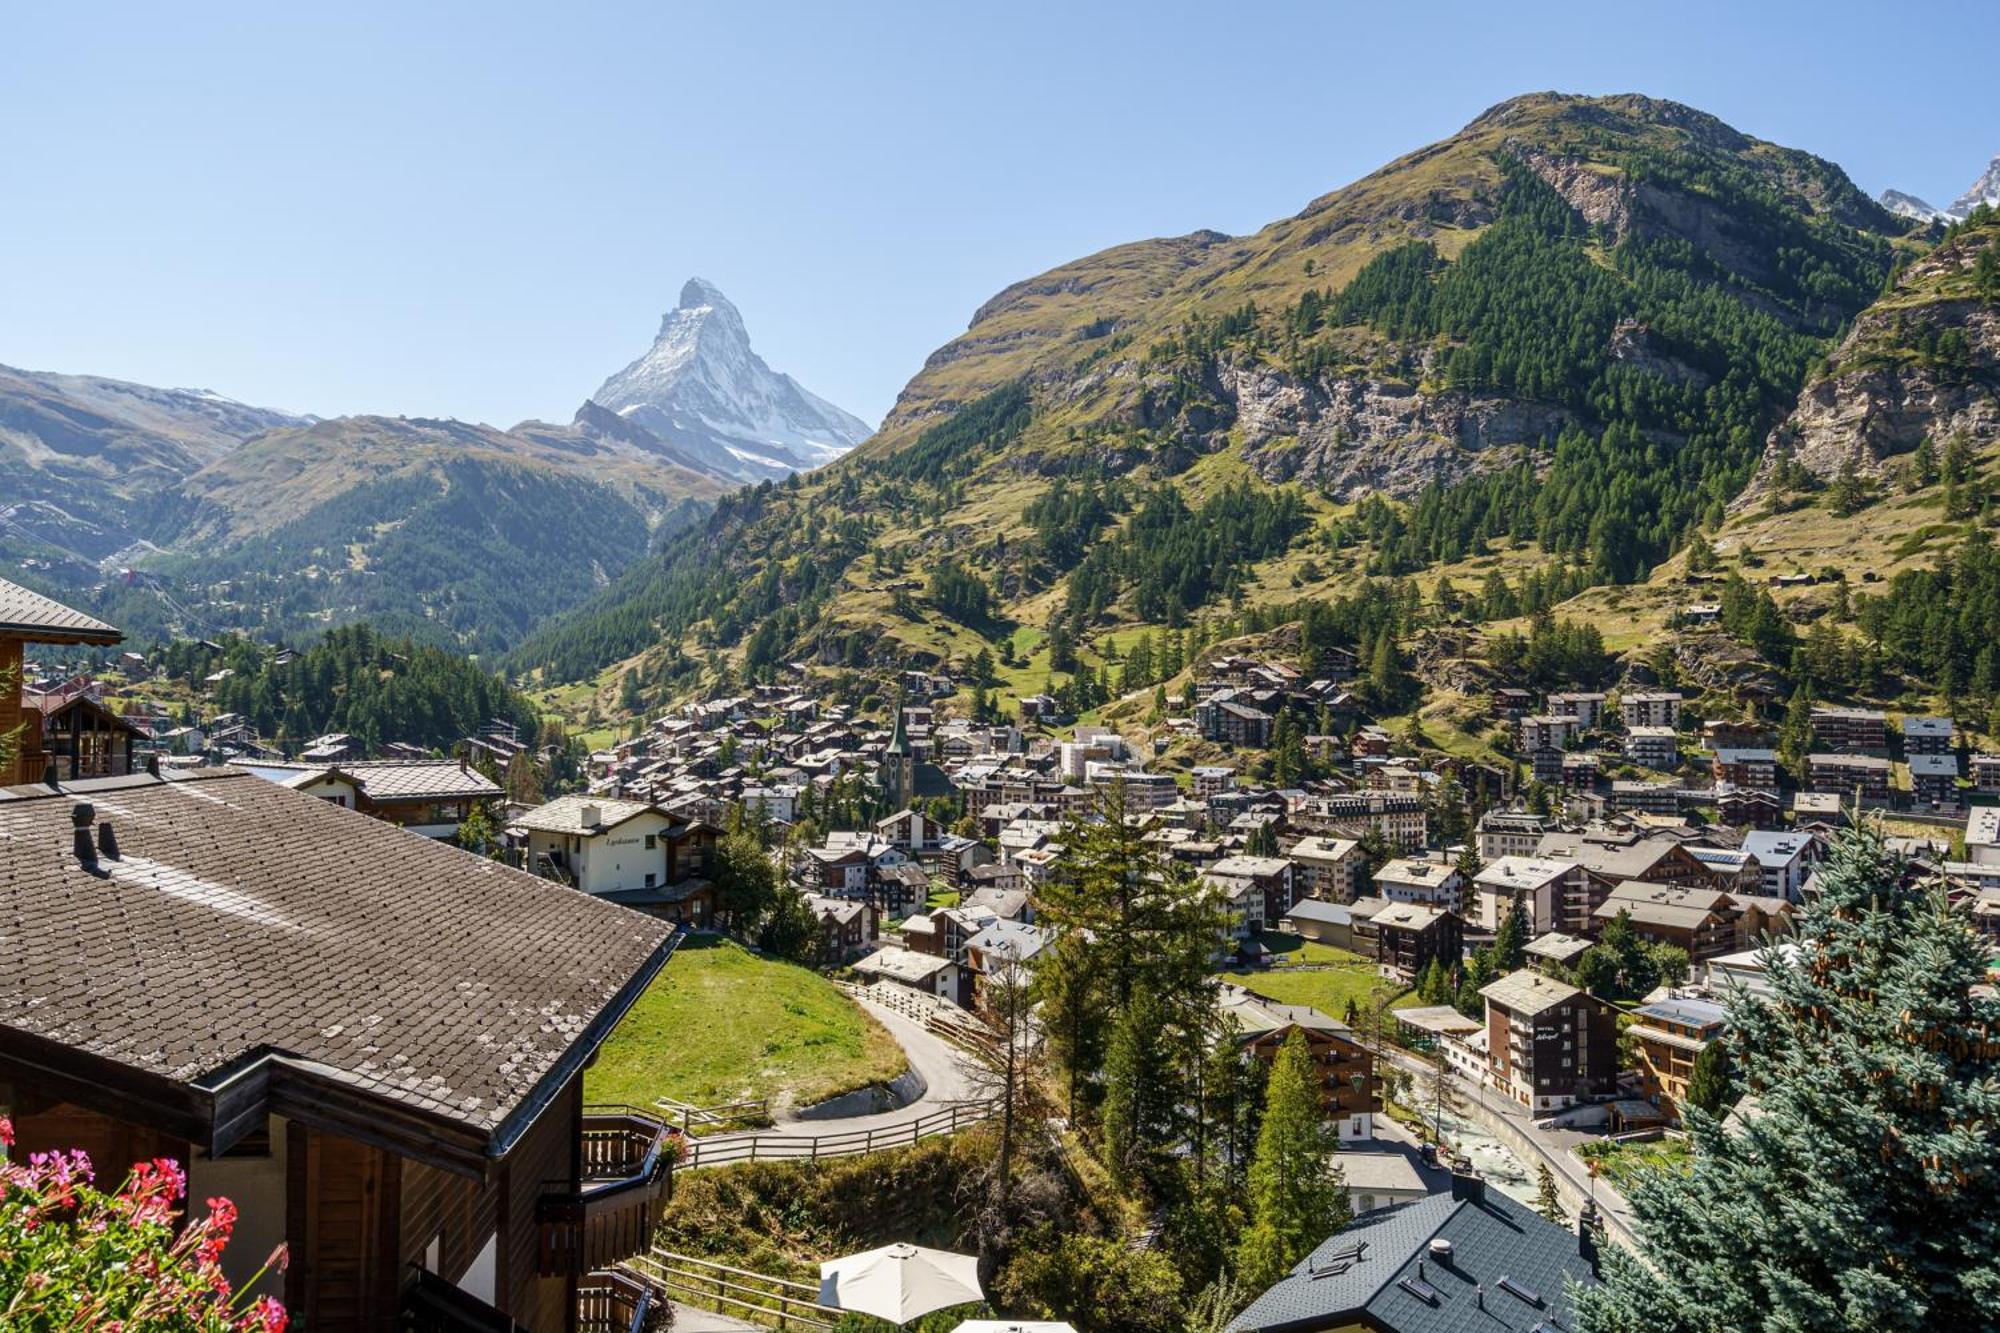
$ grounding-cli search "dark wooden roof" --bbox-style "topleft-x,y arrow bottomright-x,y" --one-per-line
0,577 -> 122,646
0,768 -> 675,1171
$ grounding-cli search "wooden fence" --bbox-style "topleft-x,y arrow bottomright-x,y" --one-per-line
624,1250 -> 845,1330
679,1099 -> 997,1171
651,1095 -> 771,1135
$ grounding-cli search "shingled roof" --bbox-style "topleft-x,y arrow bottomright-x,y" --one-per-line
0,576 -> 122,645
1226,1177 -> 1596,1332
0,768 -> 675,1169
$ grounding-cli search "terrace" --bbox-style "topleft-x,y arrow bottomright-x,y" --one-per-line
537,1107 -> 678,1278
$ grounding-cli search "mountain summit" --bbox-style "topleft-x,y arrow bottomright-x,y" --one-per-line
1879,151 -> 2000,222
588,278 -> 872,482
1949,153 -> 2000,218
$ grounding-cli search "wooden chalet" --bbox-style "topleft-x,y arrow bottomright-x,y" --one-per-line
27,679 -> 145,781
1217,985 -> 1379,1141
1,577 -> 125,786
0,759 -> 681,1331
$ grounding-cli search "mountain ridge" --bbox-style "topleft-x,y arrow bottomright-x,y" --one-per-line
0,280 -> 865,649
509,91 -> 1925,694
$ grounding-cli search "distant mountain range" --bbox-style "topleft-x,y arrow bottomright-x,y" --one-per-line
1878,152 -> 2000,222
0,282 -> 870,650
516,91 -> 1970,688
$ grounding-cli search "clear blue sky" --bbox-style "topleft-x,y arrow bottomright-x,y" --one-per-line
4,1 -> 1994,430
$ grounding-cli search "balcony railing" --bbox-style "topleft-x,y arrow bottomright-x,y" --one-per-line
537,1108 -> 677,1277
578,1269 -> 669,1333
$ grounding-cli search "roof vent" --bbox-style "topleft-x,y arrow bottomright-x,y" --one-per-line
1429,1238 -> 1455,1260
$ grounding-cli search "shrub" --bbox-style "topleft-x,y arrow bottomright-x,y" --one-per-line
0,1115 -> 287,1331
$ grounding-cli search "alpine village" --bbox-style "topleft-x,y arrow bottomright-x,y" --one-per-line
4,47 -> 2000,1333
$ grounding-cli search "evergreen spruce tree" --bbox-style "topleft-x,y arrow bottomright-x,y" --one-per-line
1534,1161 -> 1566,1225
1575,827 -> 2000,1332
1236,1031 -> 1350,1290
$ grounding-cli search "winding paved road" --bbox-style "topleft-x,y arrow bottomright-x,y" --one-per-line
680,989 -> 990,1168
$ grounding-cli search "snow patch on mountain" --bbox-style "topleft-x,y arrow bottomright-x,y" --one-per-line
586,278 -> 872,482
1949,154 -> 2000,219
1880,153 -> 2000,224
1880,188 -> 1949,223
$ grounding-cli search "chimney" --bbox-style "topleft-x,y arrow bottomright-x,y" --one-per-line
97,821 -> 120,860
71,803 -> 97,866
1449,1171 -> 1486,1203
580,803 -> 602,831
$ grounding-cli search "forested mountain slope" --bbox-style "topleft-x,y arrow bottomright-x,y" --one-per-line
510,92 -> 1921,698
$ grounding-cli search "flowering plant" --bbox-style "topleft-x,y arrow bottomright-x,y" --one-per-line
0,1115 -> 288,1331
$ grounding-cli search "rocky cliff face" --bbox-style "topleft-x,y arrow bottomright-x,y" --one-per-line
1178,355 -> 1573,500
588,278 -> 872,482
1754,223 -> 2000,491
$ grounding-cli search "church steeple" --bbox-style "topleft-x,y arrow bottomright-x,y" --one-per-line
886,695 -> 910,756
881,691 -> 912,809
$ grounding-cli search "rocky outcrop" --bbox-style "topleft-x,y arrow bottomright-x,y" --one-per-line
1217,358 -> 1571,500
1518,146 -> 1791,297
1747,229 -> 2000,495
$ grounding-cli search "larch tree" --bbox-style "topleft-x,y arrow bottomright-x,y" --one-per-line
1236,1030 -> 1350,1290
1099,984 -> 1178,1191
1574,826 -> 2000,1332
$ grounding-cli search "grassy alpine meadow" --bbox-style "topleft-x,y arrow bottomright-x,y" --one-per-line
585,936 -> 907,1116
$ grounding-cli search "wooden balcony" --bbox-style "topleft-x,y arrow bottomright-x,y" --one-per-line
577,1269 -> 669,1333
537,1108 -> 677,1277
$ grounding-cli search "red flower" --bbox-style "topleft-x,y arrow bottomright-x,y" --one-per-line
0,1114 -> 14,1148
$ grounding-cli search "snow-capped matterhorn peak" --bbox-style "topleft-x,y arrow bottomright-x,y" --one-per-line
587,278 -> 872,483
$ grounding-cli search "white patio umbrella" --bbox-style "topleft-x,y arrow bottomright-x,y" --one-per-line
950,1323 -> 1079,1333
818,1242 -> 984,1324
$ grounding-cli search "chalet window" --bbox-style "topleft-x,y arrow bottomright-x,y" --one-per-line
645,873 -> 657,888
645,834 -> 658,850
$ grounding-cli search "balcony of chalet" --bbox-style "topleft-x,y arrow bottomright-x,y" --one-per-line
537,1107 -> 678,1279
404,1266 -> 667,1333
578,1270 -> 671,1333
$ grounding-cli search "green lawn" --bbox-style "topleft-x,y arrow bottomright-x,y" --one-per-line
1224,952 -> 1412,1033
1577,1135 -> 1694,1190
585,937 -> 907,1114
